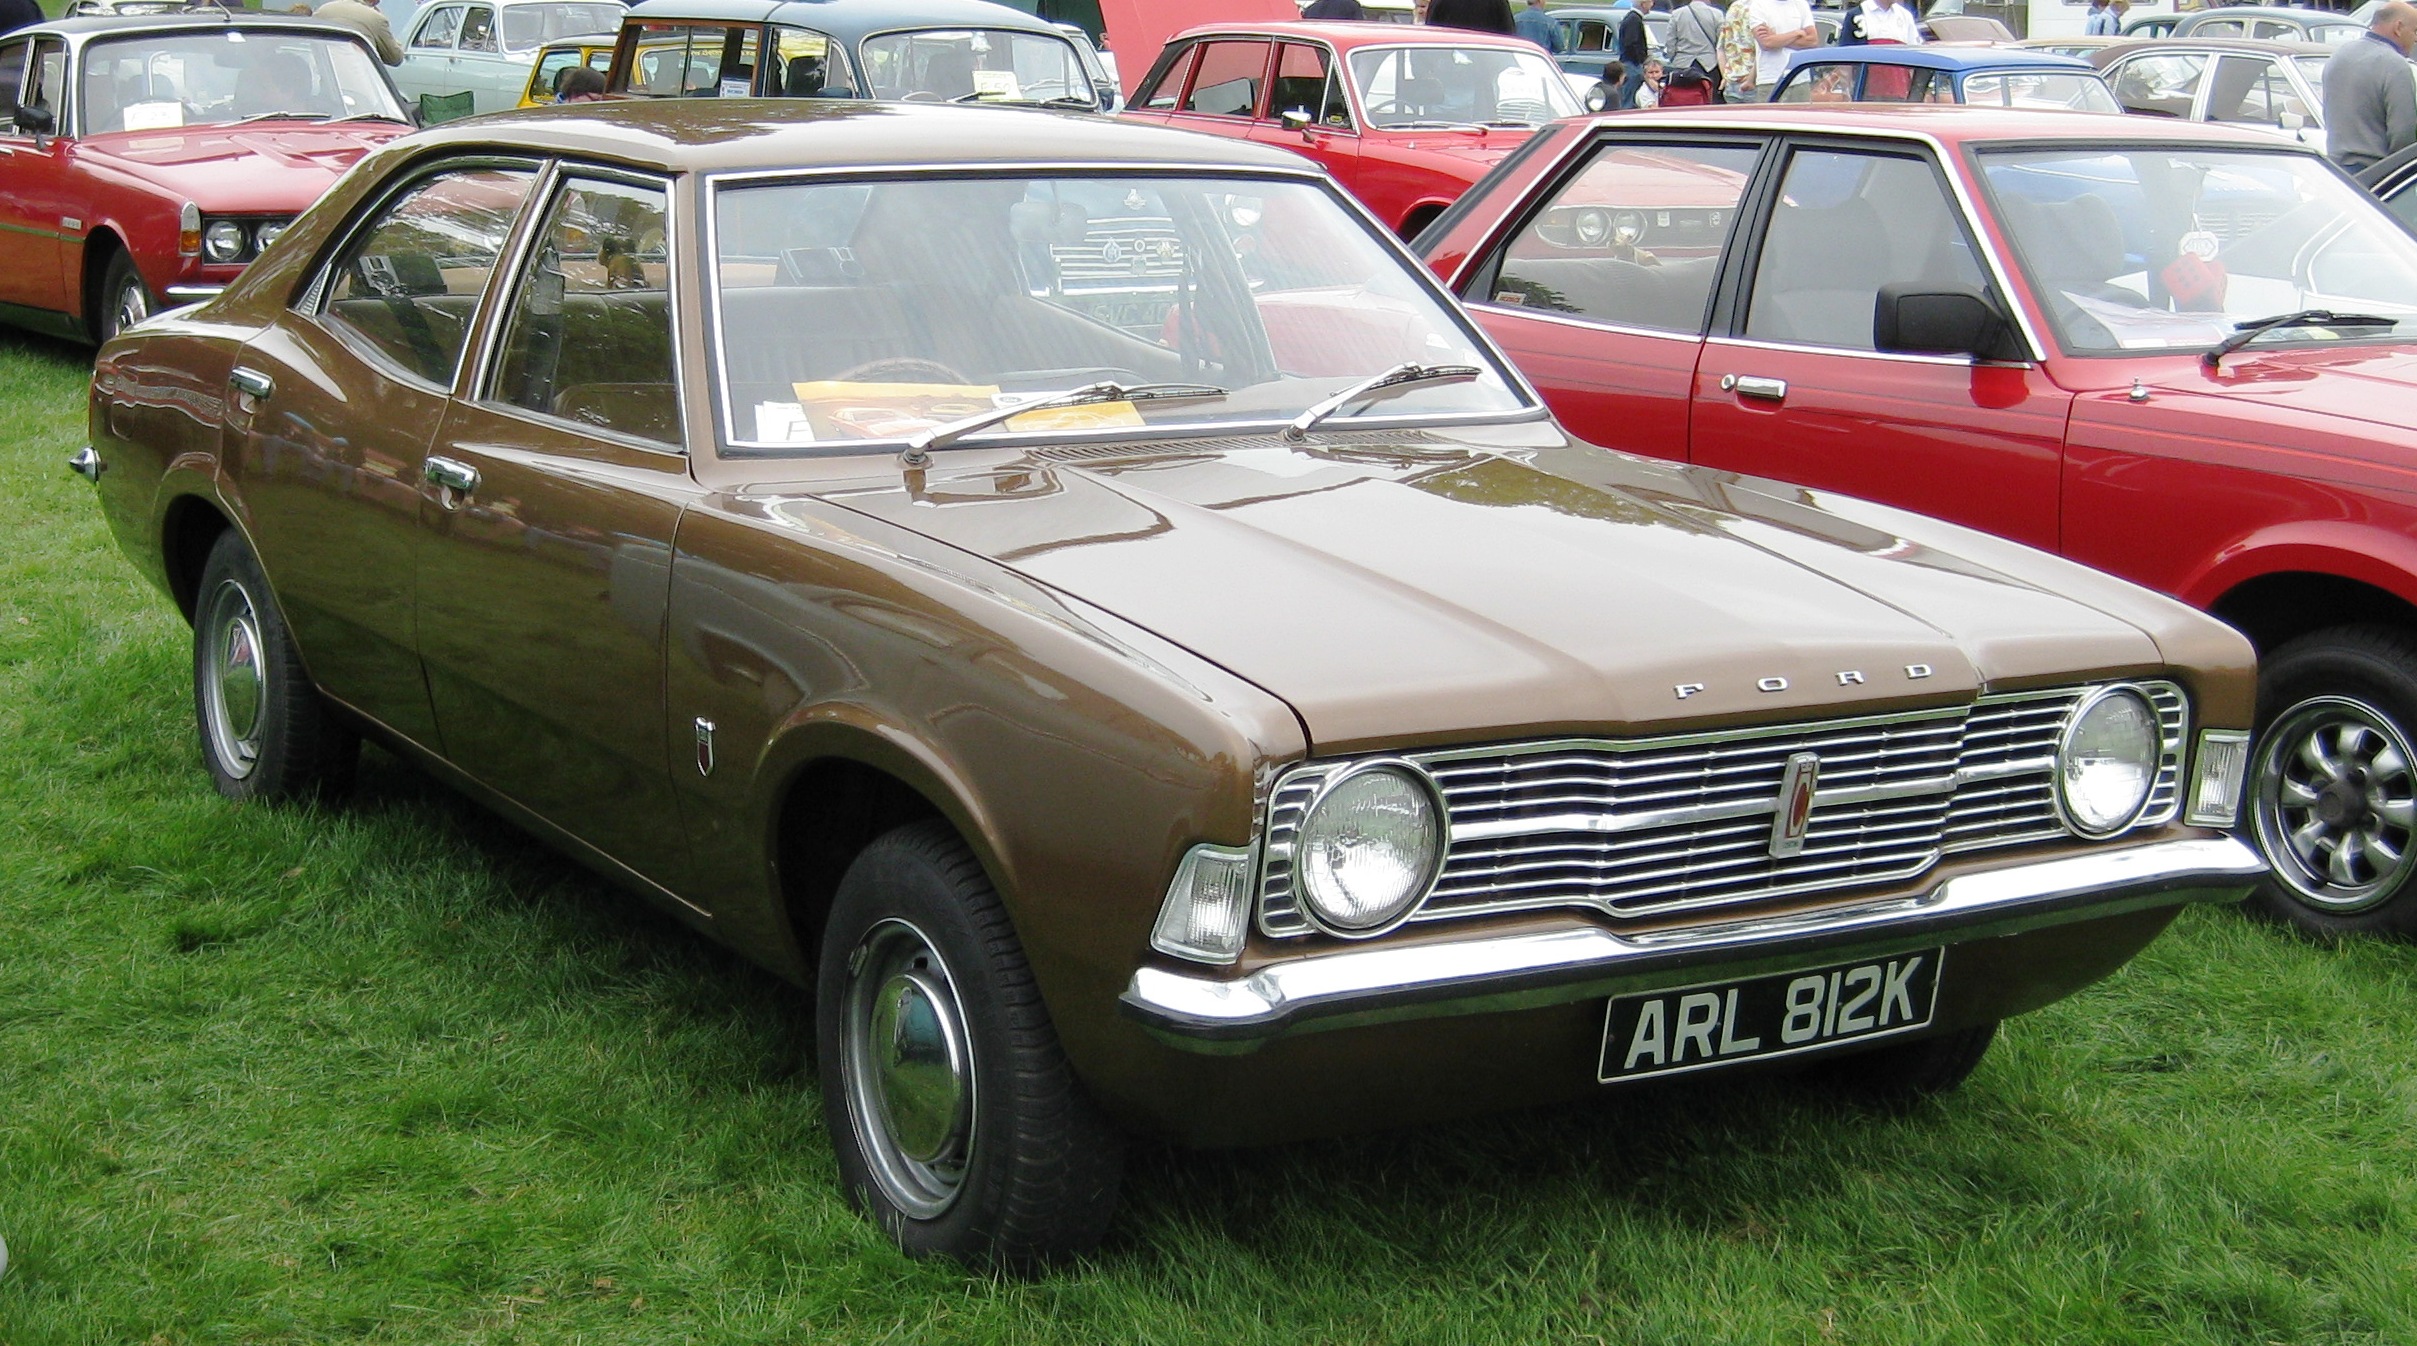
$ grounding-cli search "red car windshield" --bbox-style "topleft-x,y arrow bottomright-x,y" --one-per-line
79,29 -> 407,131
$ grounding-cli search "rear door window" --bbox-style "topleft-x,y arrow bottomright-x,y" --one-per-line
412,6 -> 463,50
1743,147 -> 1990,351
486,176 -> 679,445
1182,40 -> 1270,117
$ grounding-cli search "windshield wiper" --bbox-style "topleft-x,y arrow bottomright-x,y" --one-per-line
901,380 -> 1228,467
1283,362 -> 1482,442
230,110 -> 331,125
2203,309 -> 2399,368
327,112 -> 409,125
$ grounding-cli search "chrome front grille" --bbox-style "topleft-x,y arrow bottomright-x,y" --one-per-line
1258,684 -> 2187,937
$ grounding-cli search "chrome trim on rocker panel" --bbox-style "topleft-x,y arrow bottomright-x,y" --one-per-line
1130,834 -> 2266,1050
1257,684 -> 2188,937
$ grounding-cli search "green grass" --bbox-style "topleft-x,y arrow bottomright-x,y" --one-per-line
6,326 -> 2417,1344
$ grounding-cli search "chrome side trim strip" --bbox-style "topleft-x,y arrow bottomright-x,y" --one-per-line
164,284 -> 226,301
1124,834 -> 2266,1052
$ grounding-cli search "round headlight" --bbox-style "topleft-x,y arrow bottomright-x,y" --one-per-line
201,220 -> 248,264
1294,762 -> 1445,936
1611,209 -> 1646,247
2057,686 -> 2160,837
255,221 -> 288,251
1571,208 -> 1611,247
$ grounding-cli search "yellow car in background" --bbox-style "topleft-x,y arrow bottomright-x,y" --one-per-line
517,32 -> 617,106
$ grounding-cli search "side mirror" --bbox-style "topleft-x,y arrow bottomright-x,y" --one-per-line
1280,108 -> 1312,135
1873,284 -> 2026,362
13,102 -> 54,137
2281,108 -> 2306,131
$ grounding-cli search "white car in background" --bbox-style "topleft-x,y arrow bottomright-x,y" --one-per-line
391,0 -> 629,115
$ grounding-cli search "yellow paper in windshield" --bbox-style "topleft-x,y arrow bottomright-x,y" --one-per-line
1005,402 -> 1144,431
791,381 -> 999,440
972,69 -> 1021,100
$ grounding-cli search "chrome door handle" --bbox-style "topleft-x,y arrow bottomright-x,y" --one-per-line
229,367 -> 274,399
424,456 -> 480,494
1719,374 -> 1788,402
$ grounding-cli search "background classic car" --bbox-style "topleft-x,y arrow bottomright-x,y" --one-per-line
393,0 -> 630,117
2090,37 -> 2337,155
1419,105 -> 2417,935
1769,46 -> 2121,111
604,0 -> 1104,106
0,14 -> 411,344
83,102 -> 2264,1264
1120,21 -> 1580,239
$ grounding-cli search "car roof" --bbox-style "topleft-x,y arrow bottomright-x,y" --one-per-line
1590,102 -> 2331,148
1164,20 -> 1551,51
405,99 -> 1324,176
20,12 -> 367,40
1784,46 -> 2096,71
622,0 -> 1071,38
2089,34 -> 2334,58
2178,5 -> 2357,22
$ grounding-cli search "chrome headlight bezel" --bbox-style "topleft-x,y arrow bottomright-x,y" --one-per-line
1290,758 -> 1449,939
2054,683 -> 2162,839
200,219 -> 249,264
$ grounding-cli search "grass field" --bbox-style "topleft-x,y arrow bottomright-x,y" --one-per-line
5,327 -> 2417,1345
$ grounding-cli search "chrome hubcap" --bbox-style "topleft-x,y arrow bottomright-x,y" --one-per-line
201,579 -> 266,779
115,276 -> 148,335
2253,696 -> 2417,913
842,919 -> 973,1219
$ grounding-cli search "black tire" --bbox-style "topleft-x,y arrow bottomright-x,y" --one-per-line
192,530 -> 358,803
1796,1022 -> 1997,1106
816,820 -> 1122,1268
95,249 -> 153,345
2244,625 -> 2417,938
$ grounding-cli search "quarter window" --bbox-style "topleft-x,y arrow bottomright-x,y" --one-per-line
23,36 -> 65,125
2109,52 -> 2207,118
487,177 -> 679,446
1182,40 -> 1269,117
1271,43 -> 1346,127
319,167 -> 535,386
1137,43 -> 1197,109
1483,140 -> 1758,335
1744,149 -> 1989,351
0,41 -> 25,125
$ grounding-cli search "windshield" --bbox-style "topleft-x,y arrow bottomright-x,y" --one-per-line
859,29 -> 1097,107
79,29 -> 407,130
499,3 -> 627,52
710,175 -> 1525,451
1961,71 -> 2121,113
1347,45 -> 1579,128
1980,146 -> 2417,354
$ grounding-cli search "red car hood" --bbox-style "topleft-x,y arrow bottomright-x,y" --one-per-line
78,122 -> 405,212
2138,343 -> 2417,440
1375,129 -> 1530,173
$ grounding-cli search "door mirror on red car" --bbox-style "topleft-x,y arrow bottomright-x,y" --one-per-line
1873,284 -> 2026,363
1280,108 -> 1312,136
12,102 -> 54,137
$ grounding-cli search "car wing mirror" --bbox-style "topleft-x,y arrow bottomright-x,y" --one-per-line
1280,108 -> 1313,137
1873,284 -> 2027,363
2280,108 -> 2306,131
13,102 -> 54,139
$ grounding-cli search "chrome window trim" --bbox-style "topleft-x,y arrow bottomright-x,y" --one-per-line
1465,305 -> 1708,345
1705,334 -> 2032,369
469,162 -> 689,455
305,154 -> 547,399
698,160 -> 1549,457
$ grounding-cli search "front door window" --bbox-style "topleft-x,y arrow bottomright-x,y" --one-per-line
486,176 -> 679,446
1742,148 -> 1989,351
412,6 -> 463,50
1271,42 -> 1347,128
317,167 -> 535,387
1182,40 -> 1270,116
1483,140 -> 1758,335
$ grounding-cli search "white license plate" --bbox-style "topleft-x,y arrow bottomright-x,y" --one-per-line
1598,949 -> 1944,1083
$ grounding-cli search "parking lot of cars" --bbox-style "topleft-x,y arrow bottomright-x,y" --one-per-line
15,0 -> 2417,1282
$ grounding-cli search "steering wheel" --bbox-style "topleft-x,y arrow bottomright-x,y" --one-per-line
832,357 -> 973,385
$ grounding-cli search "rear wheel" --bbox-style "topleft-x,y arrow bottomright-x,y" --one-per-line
193,531 -> 358,803
817,820 -> 1122,1267
1797,1022 -> 1997,1105
2246,626 -> 2417,937
95,249 -> 152,345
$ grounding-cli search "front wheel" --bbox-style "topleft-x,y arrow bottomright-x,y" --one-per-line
192,531 -> 358,802
817,820 -> 1122,1267
95,250 -> 153,345
2246,626 -> 2417,937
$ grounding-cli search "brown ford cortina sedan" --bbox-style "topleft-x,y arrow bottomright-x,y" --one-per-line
80,102 -> 2269,1265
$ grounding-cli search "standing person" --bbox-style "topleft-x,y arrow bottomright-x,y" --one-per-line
1748,0 -> 1819,94
315,0 -> 405,65
1715,0 -> 1761,98
1514,0 -> 1563,50
1304,0 -> 1369,19
1616,0 -> 1656,108
2083,0 -> 2118,36
1426,0 -> 1517,34
1663,0 -> 1724,98
2325,1 -> 2417,172
0,0 -> 43,39
1855,0 -> 1922,46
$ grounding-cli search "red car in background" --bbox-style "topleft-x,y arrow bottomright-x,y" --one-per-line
1419,105 -> 2417,936
1119,21 -> 1579,238
0,14 -> 410,344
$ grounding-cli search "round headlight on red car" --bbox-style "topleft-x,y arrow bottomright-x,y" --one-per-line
201,220 -> 248,264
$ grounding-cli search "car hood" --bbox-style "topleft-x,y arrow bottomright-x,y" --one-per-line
797,432 -> 2169,754
1371,130 -> 1529,171
77,123 -> 405,210
2140,343 -> 2417,437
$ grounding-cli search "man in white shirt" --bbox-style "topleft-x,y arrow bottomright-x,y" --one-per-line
1750,0 -> 1819,89
1856,0 -> 1922,44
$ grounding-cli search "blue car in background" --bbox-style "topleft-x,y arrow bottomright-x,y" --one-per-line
1769,44 -> 2118,111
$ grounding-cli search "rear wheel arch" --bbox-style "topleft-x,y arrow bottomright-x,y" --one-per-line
1399,201 -> 1450,241
160,494 -> 236,623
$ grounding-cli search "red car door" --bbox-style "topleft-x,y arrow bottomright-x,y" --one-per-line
1451,133 -> 1767,459
0,37 -> 72,317
1250,42 -> 1360,194
1688,142 -> 2069,552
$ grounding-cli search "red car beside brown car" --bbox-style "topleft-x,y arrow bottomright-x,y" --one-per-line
0,14 -> 412,344
1420,105 -> 2417,936
81,102 -> 2267,1265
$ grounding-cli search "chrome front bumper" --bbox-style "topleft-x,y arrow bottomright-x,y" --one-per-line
1121,835 -> 2267,1054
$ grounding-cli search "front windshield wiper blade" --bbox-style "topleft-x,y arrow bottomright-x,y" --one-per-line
229,110 -> 332,125
327,112 -> 410,125
1283,362 -> 1482,442
2203,308 -> 2399,368
901,380 -> 1228,467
